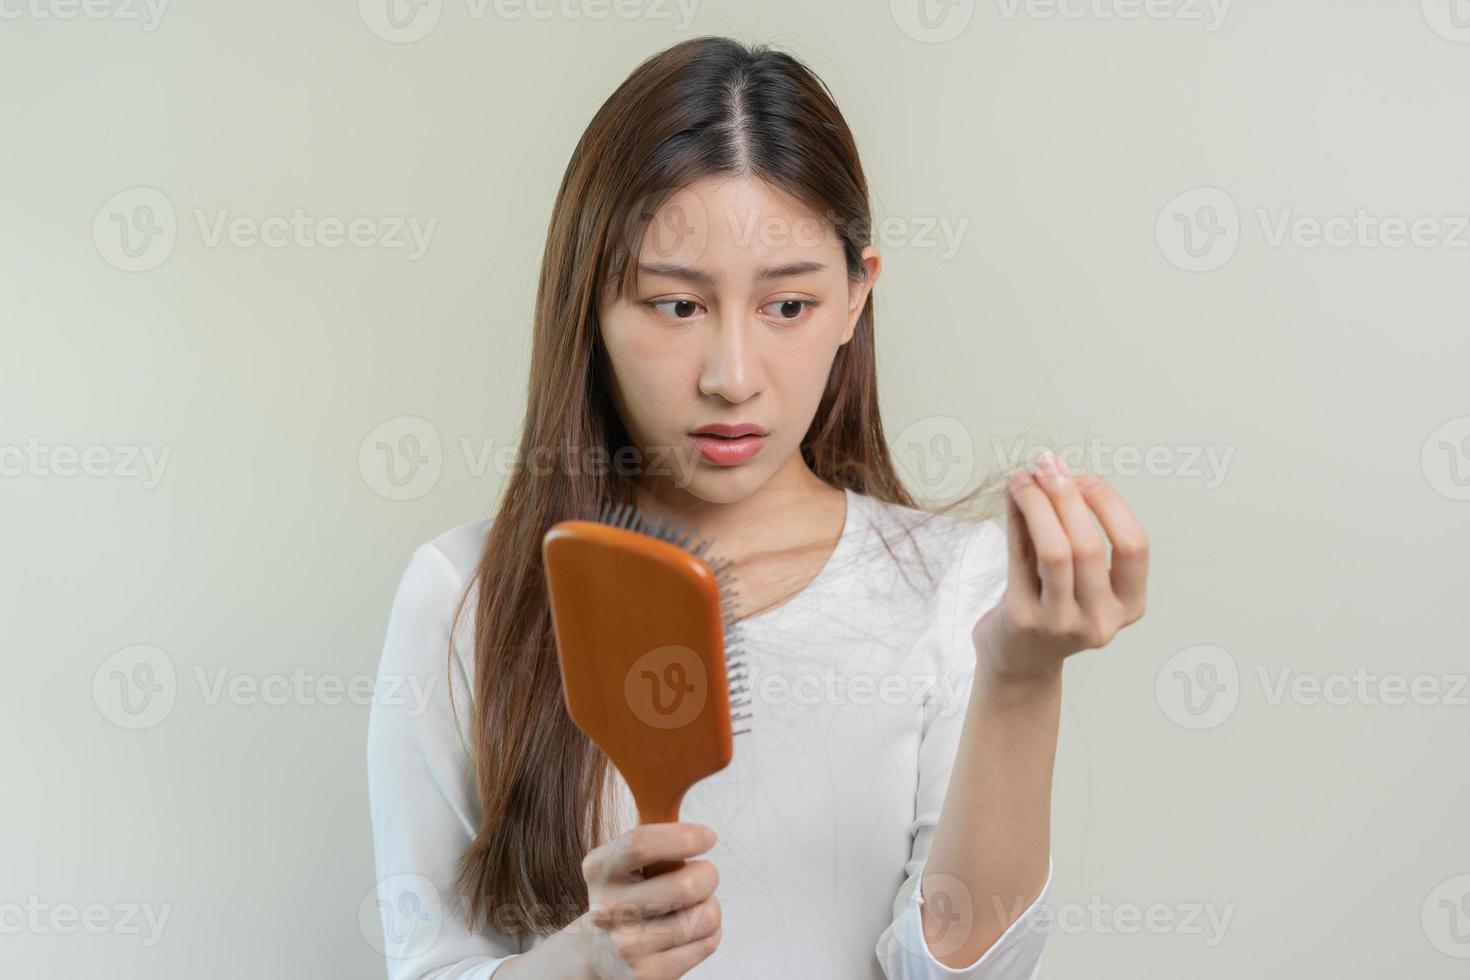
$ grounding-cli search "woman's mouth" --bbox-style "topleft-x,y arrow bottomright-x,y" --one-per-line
689,428 -> 768,466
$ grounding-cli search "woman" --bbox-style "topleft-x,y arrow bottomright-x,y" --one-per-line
367,35 -> 1148,979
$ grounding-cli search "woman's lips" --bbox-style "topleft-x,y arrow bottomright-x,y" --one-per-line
690,433 -> 766,465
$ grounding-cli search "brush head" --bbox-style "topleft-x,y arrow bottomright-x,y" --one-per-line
542,500 -> 750,841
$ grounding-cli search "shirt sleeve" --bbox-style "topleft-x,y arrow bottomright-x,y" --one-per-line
366,541 -> 522,980
873,519 -> 1054,979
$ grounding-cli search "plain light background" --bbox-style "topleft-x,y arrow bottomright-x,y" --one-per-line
3,1 -> 1468,977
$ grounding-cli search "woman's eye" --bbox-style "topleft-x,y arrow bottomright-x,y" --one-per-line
647,299 -> 704,320
761,299 -> 815,322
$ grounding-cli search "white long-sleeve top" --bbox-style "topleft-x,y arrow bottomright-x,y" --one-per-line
367,486 -> 1054,979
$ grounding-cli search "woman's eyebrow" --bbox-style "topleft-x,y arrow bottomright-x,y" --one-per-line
637,260 -> 827,285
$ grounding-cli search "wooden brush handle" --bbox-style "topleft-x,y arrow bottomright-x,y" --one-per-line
636,794 -> 686,878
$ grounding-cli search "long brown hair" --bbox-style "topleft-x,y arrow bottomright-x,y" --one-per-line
449,34 -> 996,938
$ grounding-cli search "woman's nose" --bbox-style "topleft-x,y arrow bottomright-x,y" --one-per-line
697,314 -> 764,403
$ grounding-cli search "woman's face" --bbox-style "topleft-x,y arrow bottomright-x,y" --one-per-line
597,175 -> 880,505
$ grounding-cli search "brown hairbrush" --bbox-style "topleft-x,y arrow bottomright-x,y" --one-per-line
542,500 -> 750,878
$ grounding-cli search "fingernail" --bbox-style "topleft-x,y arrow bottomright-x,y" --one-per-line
1009,467 -> 1034,488
1033,450 -> 1058,478
704,827 -> 717,847
1078,473 -> 1100,490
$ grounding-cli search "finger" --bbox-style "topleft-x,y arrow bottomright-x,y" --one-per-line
1008,466 -> 1073,610
605,824 -> 716,881
1077,475 -> 1149,615
612,895 -> 721,959
607,860 -> 718,923
1032,452 -> 1112,610
639,926 -> 722,978
1004,470 -> 1040,603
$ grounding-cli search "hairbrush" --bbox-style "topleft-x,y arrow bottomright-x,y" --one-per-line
542,500 -> 750,878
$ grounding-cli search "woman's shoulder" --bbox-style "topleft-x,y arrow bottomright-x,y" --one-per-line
382,516 -> 493,663
414,515 -> 494,586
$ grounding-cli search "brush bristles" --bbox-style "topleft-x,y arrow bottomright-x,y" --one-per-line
592,497 -> 751,736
